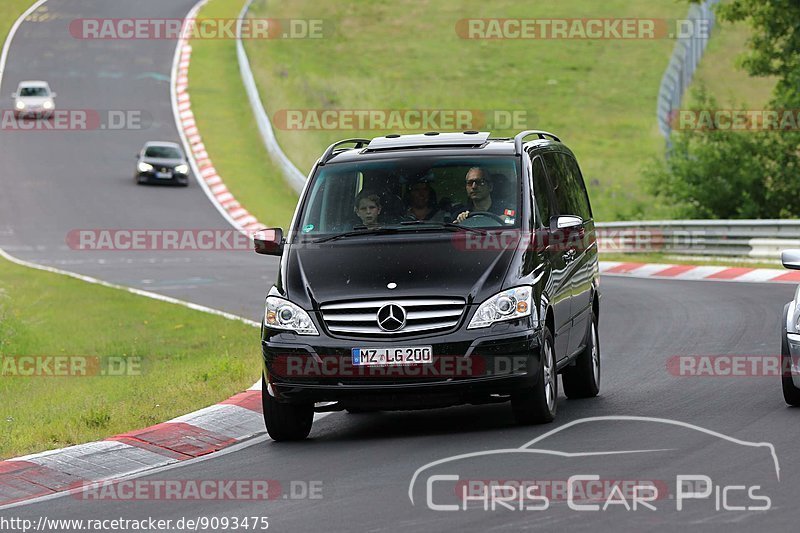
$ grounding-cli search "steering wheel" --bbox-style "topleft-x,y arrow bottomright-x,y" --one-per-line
464,211 -> 506,226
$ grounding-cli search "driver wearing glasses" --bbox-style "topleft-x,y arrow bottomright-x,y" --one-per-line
453,167 -> 513,224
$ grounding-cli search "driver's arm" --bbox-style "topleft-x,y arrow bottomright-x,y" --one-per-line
453,211 -> 470,224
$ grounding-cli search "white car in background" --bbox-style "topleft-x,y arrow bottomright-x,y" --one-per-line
12,80 -> 56,118
781,250 -> 800,406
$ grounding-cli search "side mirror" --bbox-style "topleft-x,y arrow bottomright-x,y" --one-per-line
253,228 -> 284,256
782,249 -> 800,270
545,215 -> 585,251
551,215 -> 583,231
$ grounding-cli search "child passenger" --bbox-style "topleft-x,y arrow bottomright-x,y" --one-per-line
354,191 -> 382,228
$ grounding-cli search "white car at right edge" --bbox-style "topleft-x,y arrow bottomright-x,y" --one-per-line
781,249 -> 800,406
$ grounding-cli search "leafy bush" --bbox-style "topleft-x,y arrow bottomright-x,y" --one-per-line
646,89 -> 800,219
651,1 -> 800,219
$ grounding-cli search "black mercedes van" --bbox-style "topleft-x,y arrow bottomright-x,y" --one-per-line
254,130 -> 600,440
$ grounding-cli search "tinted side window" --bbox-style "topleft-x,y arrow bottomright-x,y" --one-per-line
542,152 -> 572,215
560,153 -> 592,220
530,155 -> 553,226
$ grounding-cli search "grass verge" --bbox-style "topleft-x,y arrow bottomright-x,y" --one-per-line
600,252 -> 782,270
686,20 -> 776,108
0,0 -> 39,46
242,0 -> 688,221
188,0 -> 299,228
0,256 -> 259,459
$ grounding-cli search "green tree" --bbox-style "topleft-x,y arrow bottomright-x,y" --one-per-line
648,91 -> 779,219
715,0 -> 800,103
650,1 -> 800,219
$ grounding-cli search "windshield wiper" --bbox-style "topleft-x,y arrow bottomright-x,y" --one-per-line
312,221 -> 488,243
399,220 -> 487,235
312,226 -> 399,243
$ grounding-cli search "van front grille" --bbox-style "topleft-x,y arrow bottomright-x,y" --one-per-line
320,297 -> 466,337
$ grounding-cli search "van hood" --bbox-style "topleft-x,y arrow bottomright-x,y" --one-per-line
284,232 -> 521,307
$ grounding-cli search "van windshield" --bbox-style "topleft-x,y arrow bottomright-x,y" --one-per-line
297,156 -> 521,240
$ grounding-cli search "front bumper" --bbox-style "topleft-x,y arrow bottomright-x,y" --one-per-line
136,171 -> 188,185
14,108 -> 51,118
262,325 -> 542,409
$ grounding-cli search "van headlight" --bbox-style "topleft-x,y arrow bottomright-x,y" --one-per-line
265,296 -> 319,335
15,101 -> 25,110
468,286 -> 533,329
42,100 -> 54,110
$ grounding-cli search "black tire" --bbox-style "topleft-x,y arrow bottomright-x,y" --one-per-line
562,313 -> 600,399
781,332 -> 800,406
262,377 -> 314,441
512,326 -> 557,424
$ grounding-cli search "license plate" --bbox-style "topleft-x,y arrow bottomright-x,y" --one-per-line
352,346 -> 432,366
155,171 -> 172,179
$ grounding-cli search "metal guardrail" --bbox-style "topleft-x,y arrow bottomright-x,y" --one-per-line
236,0 -> 307,194
657,0 -> 720,145
597,220 -> 800,259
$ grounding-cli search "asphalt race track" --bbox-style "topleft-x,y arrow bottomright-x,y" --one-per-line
1,1 -> 798,532
0,0 -> 273,320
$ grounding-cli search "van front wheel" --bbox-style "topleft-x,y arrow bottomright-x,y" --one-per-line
511,327 -> 557,424
562,314 -> 600,399
262,377 -> 314,441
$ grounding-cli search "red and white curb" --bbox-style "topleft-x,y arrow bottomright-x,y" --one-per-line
600,261 -> 800,284
171,0 -> 266,233
0,385 -> 264,508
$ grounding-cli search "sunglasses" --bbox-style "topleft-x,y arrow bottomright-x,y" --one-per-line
465,178 -> 488,187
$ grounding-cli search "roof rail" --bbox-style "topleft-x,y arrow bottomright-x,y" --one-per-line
514,130 -> 561,154
320,138 -> 371,165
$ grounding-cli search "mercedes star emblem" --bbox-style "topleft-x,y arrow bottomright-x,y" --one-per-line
377,303 -> 406,332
